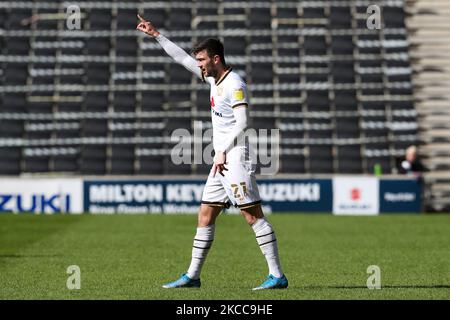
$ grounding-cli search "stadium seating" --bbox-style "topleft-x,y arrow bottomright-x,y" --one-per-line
0,0 -> 418,177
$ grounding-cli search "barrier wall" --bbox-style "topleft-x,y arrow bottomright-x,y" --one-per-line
0,177 -> 422,214
84,179 -> 333,214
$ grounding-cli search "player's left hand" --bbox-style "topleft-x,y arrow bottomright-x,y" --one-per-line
212,151 -> 228,177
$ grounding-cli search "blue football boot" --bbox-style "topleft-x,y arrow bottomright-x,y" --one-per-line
162,273 -> 201,288
252,274 -> 288,290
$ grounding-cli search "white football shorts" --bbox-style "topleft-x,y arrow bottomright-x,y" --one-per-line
201,146 -> 261,210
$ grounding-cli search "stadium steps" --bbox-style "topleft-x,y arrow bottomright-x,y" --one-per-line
406,0 -> 450,212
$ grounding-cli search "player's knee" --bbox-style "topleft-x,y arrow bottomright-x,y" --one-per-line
197,205 -> 220,227
240,210 -> 259,225
198,214 -> 214,227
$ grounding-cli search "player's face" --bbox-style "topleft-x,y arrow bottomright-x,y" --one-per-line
195,50 -> 217,78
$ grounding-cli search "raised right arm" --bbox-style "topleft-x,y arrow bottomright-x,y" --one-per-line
136,14 -> 202,80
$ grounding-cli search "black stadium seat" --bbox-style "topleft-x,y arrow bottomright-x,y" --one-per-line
0,3 -> 416,175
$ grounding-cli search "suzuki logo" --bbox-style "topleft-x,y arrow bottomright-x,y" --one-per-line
210,96 -> 215,108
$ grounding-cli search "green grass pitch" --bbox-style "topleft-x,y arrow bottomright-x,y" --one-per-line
0,213 -> 449,300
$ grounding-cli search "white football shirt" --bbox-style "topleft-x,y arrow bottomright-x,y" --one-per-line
205,69 -> 249,152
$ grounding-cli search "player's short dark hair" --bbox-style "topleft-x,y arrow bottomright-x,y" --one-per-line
192,38 -> 226,65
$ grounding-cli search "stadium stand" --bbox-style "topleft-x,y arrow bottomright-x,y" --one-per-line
0,0 -> 417,175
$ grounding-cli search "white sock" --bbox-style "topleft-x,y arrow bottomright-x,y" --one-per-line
252,218 -> 283,278
187,225 -> 215,280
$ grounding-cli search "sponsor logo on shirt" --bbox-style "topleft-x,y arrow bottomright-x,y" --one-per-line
233,89 -> 244,101
211,109 -> 223,117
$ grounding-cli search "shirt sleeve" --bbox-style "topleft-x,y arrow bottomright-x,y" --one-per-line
155,34 -> 203,80
217,103 -> 249,154
229,81 -> 249,109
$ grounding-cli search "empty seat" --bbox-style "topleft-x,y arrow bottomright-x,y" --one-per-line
166,118 -> 192,132
142,91 -> 165,111
116,37 -> 138,56
0,159 -> 21,175
277,7 -> 297,18
82,120 -> 108,136
169,8 -> 191,29
251,63 -> 273,84
52,157 -> 79,172
137,155 -> 164,174
0,9 -> 6,28
309,145 -> 333,174
329,7 -> 351,28
89,9 -> 112,30
0,120 -> 23,137
5,37 -> 30,55
86,63 -> 110,84
331,36 -> 353,55
252,118 -> 276,130
383,7 -> 406,28
4,64 -> 28,85
0,147 -> 21,161
337,145 -> 363,173
86,38 -> 110,55
80,159 -> 106,174
303,7 -> 325,19
334,91 -> 358,110
249,8 -> 271,28
2,94 -> 27,113
26,100 -> 53,114
113,92 -> 136,112
141,9 -> 166,27
224,37 -> 246,56
167,89 -> 191,105
304,36 -> 327,55
117,9 -> 139,29
23,158 -> 49,173
85,92 -> 109,112
111,145 -> 134,159
194,163 -> 212,175
336,117 -> 360,137
110,159 -> 134,174
163,155 -> 192,174
332,62 -> 355,83
280,155 -> 306,173
360,73 -> 383,84
81,146 -> 107,159
168,64 -> 192,84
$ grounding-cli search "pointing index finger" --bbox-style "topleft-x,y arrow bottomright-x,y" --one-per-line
137,14 -> 146,22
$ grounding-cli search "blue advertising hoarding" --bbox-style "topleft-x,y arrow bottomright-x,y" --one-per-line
379,179 -> 422,213
83,179 -> 333,214
83,177 -> 421,214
